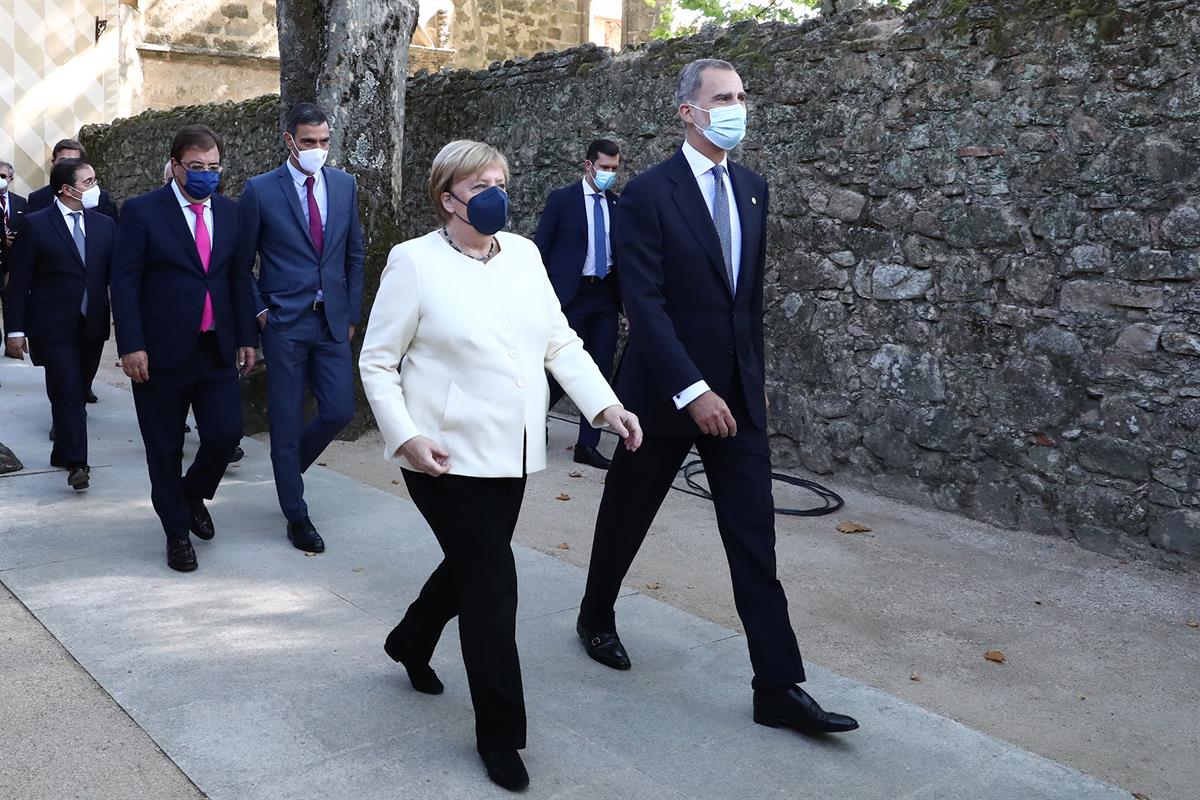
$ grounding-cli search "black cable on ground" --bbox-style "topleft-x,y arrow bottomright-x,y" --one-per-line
548,411 -> 845,517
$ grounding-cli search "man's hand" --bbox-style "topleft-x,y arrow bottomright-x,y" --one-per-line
399,435 -> 451,477
599,405 -> 643,452
4,336 -> 27,360
121,350 -> 150,383
348,324 -> 356,340
238,346 -> 256,377
687,390 -> 737,438
256,311 -> 267,331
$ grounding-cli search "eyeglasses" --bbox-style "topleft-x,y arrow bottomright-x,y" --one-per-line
180,162 -> 223,173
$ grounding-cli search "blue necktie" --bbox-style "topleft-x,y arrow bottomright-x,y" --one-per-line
591,193 -> 608,280
70,212 -> 87,316
711,165 -> 734,292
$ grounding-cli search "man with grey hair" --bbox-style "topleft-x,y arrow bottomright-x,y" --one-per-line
578,58 -> 859,735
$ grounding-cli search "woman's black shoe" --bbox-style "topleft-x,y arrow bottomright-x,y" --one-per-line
478,749 -> 529,791
384,626 -> 444,694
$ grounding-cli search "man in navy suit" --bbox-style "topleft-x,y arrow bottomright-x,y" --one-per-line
534,139 -> 622,469
577,59 -> 859,736
3,159 -> 114,490
27,139 -> 119,222
237,103 -> 364,553
1,159 -> 28,275
111,125 -> 257,572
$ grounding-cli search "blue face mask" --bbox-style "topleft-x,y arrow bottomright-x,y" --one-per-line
182,169 -> 220,201
688,102 -> 747,151
592,169 -> 617,191
452,186 -> 508,235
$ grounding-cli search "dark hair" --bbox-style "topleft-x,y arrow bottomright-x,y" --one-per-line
286,103 -> 330,137
50,158 -> 89,197
586,139 -> 620,163
52,138 -> 86,160
170,125 -> 224,163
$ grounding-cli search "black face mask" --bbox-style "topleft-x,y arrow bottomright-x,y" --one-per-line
451,186 -> 509,235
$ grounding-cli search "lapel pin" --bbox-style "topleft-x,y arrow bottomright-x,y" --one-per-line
751,197 -> 757,205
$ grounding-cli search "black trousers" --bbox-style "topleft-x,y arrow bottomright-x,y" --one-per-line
548,279 -> 620,449
31,319 -> 104,467
580,414 -> 806,691
131,332 -> 242,540
399,469 -> 528,750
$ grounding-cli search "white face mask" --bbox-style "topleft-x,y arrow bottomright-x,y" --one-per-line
289,135 -> 329,173
0,178 -> 8,192
70,184 -> 101,209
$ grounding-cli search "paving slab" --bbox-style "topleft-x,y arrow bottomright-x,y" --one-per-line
0,358 -> 1133,800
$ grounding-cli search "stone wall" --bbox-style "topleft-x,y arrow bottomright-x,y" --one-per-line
140,0 -> 279,56
449,0 -> 589,69
80,0 -> 1200,566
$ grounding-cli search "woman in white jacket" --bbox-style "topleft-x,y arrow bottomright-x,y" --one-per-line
359,140 -> 641,792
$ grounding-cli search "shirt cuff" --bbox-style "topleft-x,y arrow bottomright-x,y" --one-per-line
673,380 -> 710,410
6,332 -> 24,339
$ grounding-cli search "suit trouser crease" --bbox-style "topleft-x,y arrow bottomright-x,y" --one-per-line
399,469 -> 528,751
261,313 -> 355,522
547,281 -> 619,448
36,321 -> 103,466
132,334 -> 242,539
580,424 -> 806,689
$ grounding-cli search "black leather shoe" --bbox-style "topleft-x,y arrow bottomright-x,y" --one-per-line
287,517 -> 325,553
576,618 -> 631,670
478,749 -> 529,791
185,497 -> 215,540
67,465 -> 90,491
573,445 -> 612,470
86,389 -> 98,404
384,625 -> 444,694
167,538 -> 197,572
228,445 -> 244,464
753,686 -> 859,734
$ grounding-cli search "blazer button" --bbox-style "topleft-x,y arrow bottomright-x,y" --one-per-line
727,346 -> 735,355
508,349 -> 518,359
502,321 -> 512,330
516,378 -> 527,388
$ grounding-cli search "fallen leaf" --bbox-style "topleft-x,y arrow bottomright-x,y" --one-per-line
565,445 -> 573,451
1033,599 -> 1042,605
555,492 -> 571,501
304,552 -> 318,558
568,470 -> 583,478
317,462 -> 327,467
556,542 -> 570,550
836,520 -> 872,534
645,581 -> 661,590
1187,621 -> 1199,629
391,479 -> 401,485
909,672 -> 921,682
1133,793 -> 1151,800
352,567 -> 365,573
984,649 -> 1006,664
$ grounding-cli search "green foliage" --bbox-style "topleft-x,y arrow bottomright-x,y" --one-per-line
647,0 -> 907,39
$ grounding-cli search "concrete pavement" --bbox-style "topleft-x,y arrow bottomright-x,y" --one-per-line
0,356 -> 1135,800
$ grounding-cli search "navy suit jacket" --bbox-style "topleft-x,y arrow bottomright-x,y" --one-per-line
1,191 -> 28,276
613,148 -> 768,437
3,205 -> 115,343
111,184 -> 256,370
27,185 -> 119,222
237,164 -> 365,342
533,180 -> 619,307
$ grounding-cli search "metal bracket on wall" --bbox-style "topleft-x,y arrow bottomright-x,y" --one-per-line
95,17 -> 108,44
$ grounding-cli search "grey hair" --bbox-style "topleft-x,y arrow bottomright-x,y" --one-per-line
0,160 -> 13,175
675,58 -> 737,107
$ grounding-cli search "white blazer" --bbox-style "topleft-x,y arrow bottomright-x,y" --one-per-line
359,230 -> 620,478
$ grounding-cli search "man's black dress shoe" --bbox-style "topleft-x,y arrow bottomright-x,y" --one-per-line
287,517 -> 325,553
573,445 -> 612,470
753,686 -> 859,734
577,619 -> 631,670
384,625 -> 444,694
85,389 -> 98,403
67,465 -> 90,491
228,445 -> 244,464
186,497 -> 215,540
50,455 -> 68,468
167,538 -> 198,572
48,425 -> 55,441
478,749 -> 529,791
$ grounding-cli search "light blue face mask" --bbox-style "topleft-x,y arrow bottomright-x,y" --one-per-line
688,102 -> 747,151
592,169 -> 617,191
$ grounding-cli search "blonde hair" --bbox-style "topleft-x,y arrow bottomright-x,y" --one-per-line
428,140 -> 510,223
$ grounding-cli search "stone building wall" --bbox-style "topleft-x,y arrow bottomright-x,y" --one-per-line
80,0 -> 1200,566
449,0 -> 589,69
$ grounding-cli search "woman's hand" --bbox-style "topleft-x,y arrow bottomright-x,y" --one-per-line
600,405 -> 643,453
399,435 -> 451,476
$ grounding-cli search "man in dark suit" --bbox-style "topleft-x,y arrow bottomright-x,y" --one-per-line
534,139 -> 622,469
1,159 -> 28,275
237,103 -> 363,553
577,59 -> 859,735
27,139 -> 119,222
111,125 -> 257,572
3,159 -> 115,490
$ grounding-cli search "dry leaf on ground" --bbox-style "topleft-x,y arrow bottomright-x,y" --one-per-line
351,567 -> 364,573
556,543 -> 570,550
984,649 -> 1006,663
304,552 -> 317,558
1132,792 -> 1151,800
317,462 -> 327,467
391,479 -> 401,485
555,493 -> 571,501
909,672 -> 921,682
645,581 -> 661,590
568,470 -> 583,478
836,520 -> 872,534
1186,621 -> 1199,628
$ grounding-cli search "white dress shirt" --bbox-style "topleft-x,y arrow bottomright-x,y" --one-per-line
672,141 -> 744,410
581,178 -> 612,277
7,199 -> 82,339
286,159 -> 328,232
359,230 -> 620,478
170,179 -> 214,248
